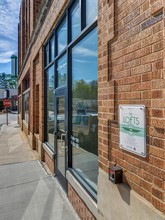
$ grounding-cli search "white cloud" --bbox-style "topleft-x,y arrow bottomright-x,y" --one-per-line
0,0 -> 20,68
0,50 -> 15,63
73,46 -> 97,57
0,0 -> 20,36
73,58 -> 96,64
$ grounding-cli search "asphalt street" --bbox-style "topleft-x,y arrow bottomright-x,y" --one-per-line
0,112 -> 17,126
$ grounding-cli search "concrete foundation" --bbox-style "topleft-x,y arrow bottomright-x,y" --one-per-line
97,169 -> 165,220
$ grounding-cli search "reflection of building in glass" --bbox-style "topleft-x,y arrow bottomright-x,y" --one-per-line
11,55 -> 18,78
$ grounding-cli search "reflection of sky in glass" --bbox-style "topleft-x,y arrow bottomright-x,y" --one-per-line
57,18 -> 67,54
86,0 -> 98,26
48,65 -> 54,89
70,1 -> 80,41
57,54 -> 67,87
47,65 -> 55,147
50,37 -> 55,62
46,44 -> 49,66
72,28 -> 98,83
72,28 -> 98,192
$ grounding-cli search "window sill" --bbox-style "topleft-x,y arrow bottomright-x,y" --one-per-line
43,143 -> 54,160
23,88 -> 30,94
23,120 -> 28,128
34,133 -> 39,139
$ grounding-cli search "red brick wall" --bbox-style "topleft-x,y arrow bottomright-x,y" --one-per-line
18,0 -> 43,70
18,115 -> 22,128
29,0 -> 34,37
23,121 -> 29,137
98,0 -> 165,214
20,1 -> 25,66
34,84 -> 39,134
18,22 -> 21,74
33,0 -> 42,25
68,184 -> 96,220
43,151 -> 54,174
25,0 -> 30,48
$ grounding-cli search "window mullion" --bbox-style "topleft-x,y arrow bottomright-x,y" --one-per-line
81,0 -> 86,30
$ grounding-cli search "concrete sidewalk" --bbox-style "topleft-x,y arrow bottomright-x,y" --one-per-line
0,121 -> 79,220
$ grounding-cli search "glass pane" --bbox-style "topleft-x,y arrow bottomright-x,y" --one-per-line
72,28 -> 98,191
47,65 -> 55,147
70,1 -> 80,41
57,54 -> 67,87
24,92 -> 29,124
50,37 -> 55,62
45,44 -> 49,66
18,97 -> 21,114
86,0 -> 98,26
57,18 -> 67,54
57,96 -> 66,176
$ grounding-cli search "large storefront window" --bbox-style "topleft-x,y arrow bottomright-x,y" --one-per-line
18,96 -> 21,114
45,44 -> 49,66
72,28 -> 98,192
69,0 -> 80,41
44,0 -> 98,196
23,91 -> 29,124
47,65 -> 55,148
57,18 -> 67,54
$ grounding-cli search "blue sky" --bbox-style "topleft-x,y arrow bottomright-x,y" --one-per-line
0,0 -> 20,74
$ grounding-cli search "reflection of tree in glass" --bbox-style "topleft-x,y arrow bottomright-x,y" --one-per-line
48,74 -> 54,110
49,74 -> 54,88
49,90 -> 54,103
58,72 -> 67,86
73,79 -> 97,100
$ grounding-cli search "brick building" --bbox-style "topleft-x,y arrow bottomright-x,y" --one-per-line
18,0 -> 165,219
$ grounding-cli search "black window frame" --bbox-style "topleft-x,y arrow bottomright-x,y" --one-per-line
44,0 -> 98,200
45,64 -> 55,150
56,16 -> 67,56
23,89 -> 30,124
68,0 -> 81,43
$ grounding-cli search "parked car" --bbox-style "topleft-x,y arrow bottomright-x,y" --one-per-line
72,114 -> 98,148
72,114 -> 97,134
48,113 -> 65,134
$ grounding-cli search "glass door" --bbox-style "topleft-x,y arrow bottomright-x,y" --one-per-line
54,88 -> 68,191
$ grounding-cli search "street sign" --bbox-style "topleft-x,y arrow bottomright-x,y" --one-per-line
119,105 -> 146,157
4,99 -> 10,107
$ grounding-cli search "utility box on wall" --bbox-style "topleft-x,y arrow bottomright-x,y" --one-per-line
109,166 -> 123,184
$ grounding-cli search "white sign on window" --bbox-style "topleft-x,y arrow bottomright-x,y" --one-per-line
119,105 -> 146,157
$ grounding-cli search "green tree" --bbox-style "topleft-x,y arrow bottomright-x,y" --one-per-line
73,79 -> 97,100
0,73 -> 17,89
